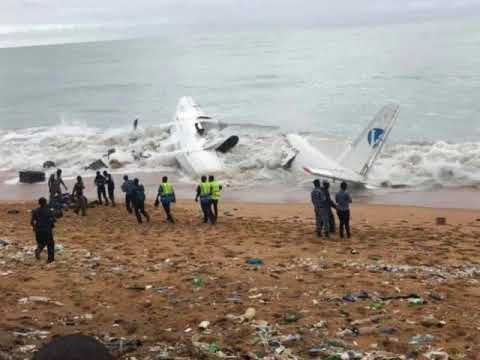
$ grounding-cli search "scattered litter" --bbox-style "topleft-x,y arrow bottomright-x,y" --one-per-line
199,321 -> 210,330
409,334 -> 434,345
246,258 -> 264,265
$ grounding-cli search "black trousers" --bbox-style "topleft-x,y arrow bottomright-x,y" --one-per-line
328,209 -> 336,234
337,210 -> 351,238
125,194 -> 133,213
134,201 -> 150,224
97,186 -> 108,204
161,201 -> 174,222
107,186 -> 115,205
211,199 -> 219,220
36,230 -> 55,262
200,199 -> 215,224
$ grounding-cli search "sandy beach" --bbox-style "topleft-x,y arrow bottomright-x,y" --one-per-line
1,200 -> 480,359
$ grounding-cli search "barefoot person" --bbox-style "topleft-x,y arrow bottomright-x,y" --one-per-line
31,197 -> 56,263
72,176 -> 87,216
311,179 -> 330,238
133,178 -> 150,224
208,175 -> 222,222
155,176 -> 175,223
335,181 -> 352,238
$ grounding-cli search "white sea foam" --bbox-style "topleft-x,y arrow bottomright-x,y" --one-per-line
0,122 -> 479,189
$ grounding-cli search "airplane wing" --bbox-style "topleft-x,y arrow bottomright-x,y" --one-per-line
302,166 -> 367,185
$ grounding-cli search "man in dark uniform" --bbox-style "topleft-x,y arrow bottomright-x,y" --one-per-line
31,197 -> 56,263
311,179 -> 330,238
94,171 -> 109,205
322,180 -> 337,234
132,178 -> 150,224
121,175 -> 135,214
103,170 -> 115,206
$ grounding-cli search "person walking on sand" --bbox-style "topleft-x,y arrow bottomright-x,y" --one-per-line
31,197 -> 56,263
311,179 -> 330,238
132,178 -> 150,224
208,175 -> 222,222
155,176 -> 175,223
103,170 -> 115,206
322,180 -> 337,234
335,181 -> 352,239
72,176 -> 87,216
121,175 -> 135,214
94,171 -> 109,205
195,175 -> 215,224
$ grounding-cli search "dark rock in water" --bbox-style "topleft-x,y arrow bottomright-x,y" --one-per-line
7,209 -> 19,214
32,335 -> 113,360
85,160 -> 108,171
19,171 -> 45,184
109,159 -> 125,169
42,161 -> 56,169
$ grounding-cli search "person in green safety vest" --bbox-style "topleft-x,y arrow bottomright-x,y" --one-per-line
155,176 -> 176,223
155,176 -> 176,224
195,175 -> 215,224
208,175 -> 222,221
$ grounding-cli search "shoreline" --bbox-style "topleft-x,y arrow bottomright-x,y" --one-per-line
0,171 -> 479,210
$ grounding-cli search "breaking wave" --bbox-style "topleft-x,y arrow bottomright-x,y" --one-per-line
0,121 -> 479,189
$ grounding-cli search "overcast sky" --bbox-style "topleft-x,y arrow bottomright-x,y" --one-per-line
2,0 -> 480,28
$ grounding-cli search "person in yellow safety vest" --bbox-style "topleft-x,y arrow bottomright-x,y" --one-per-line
195,175 -> 215,224
155,176 -> 176,223
208,175 -> 222,221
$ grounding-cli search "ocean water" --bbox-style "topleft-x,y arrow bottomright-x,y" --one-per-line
0,17 -> 479,191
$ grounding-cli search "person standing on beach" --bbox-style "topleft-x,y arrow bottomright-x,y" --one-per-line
195,175 -> 215,224
72,176 -> 87,216
322,180 -> 337,234
31,197 -> 56,263
47,174 -> 56,205
133,118 -> 139,131
121,175 -> 134,214
103,171 -> 115,206
208,175 -> 222,222
132,178 -> 150,224
335,181 -> 352,239
53,169 -> 68,197
94,171 -> 109,206
311,179 -> 330,238
155,176 -> 175,223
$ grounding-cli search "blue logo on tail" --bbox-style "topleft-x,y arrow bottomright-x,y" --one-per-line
367,128 -> 385,148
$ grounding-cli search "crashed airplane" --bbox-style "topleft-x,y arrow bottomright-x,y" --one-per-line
161,97 -> 399,185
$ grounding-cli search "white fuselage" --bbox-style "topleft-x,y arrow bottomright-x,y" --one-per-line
171,97 -> 223,177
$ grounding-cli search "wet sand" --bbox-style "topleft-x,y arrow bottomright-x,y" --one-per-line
1,171 -> 479,209
1,200 -> 480,359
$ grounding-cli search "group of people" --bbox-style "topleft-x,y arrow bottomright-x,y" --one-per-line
33,168 -> 353,265
311,179 -> 352,239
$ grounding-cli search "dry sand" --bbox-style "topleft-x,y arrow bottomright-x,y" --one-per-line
0,200 -> 480,359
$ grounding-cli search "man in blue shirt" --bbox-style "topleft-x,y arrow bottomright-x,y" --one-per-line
335,181 -> 352,238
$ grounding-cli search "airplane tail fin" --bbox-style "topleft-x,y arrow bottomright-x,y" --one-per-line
338,104 -> 400,176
